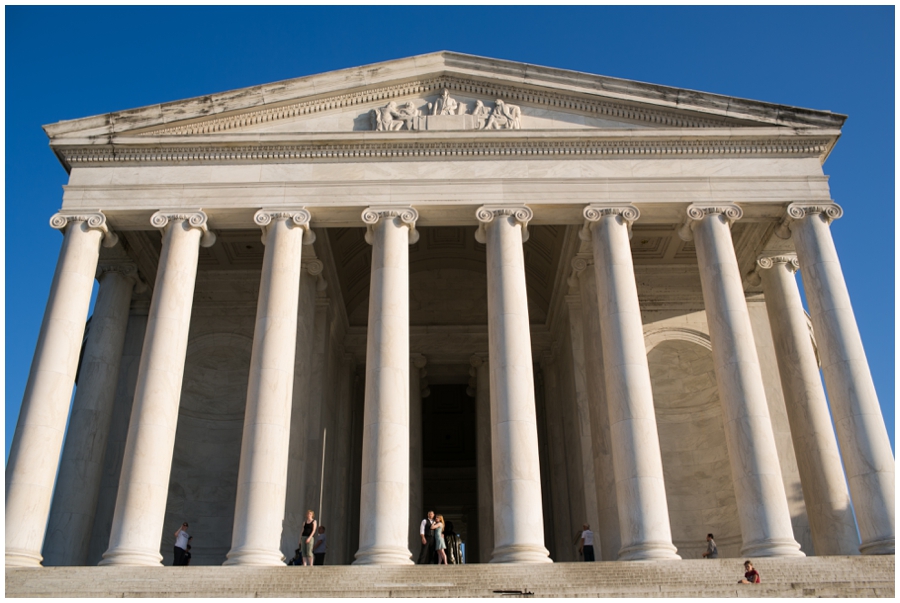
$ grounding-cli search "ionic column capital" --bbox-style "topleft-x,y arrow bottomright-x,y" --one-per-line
301,258 -> 328,291
775,203 -> 843,239
469,353 -> 488,368
362,206 -> 419,244
475,205 -> 533,243
50,211 -> 118,248
411,353 -> 428,370
566,253 -> 594,290
150,210 -> 216,247
253,208 -> 315,244
678,203 -> 743,241
97,262 -> 149,293
580,203 -> 640,241
747,253 -> 799,287
757,253 -> 800,272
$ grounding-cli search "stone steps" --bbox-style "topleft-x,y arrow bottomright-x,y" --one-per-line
7,556 -> 894,598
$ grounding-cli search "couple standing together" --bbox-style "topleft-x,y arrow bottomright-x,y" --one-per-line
417,510 -> 448,564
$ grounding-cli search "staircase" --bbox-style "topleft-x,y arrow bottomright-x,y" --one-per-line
6,556 -> 894,597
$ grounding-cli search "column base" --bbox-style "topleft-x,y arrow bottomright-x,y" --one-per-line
98,547 -> 163,566
6,549 -> 43,567
223,547 -> 286,566
741,537 -> 805,558
490,544 -> 552,564
352,545 -> 413,565
618,542 -> 681,561
859,538 -> 895,555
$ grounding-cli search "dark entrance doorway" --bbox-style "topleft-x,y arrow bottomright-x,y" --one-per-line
421,383 -> 479,562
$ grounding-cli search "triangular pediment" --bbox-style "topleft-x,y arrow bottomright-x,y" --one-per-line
44,52 -> 845,142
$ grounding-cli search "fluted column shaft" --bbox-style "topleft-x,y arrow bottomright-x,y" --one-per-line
353,206 -> 418,565
755,254 -> 858,555
476,205 -> 551,564
6,213 -> 116,567
471,354 -> 494,563
44,265 -> 141,566
584,204 -> 680,560
681,204 -> 803,557
225,210 -> 313,566
101,212 -> 215,566
785,204 -> 894,554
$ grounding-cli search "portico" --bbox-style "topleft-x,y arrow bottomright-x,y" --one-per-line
8,52 -> 893,568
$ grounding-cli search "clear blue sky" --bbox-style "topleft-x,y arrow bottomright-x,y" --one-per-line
6,6 -> 894,462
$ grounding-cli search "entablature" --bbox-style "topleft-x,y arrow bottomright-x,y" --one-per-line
50,127 -> 839,171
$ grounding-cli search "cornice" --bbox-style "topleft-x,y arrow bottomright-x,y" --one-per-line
56,133 -> 834,169
136,75 -> 732,137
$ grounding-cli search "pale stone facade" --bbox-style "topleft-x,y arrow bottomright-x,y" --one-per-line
6,52 -> 894,567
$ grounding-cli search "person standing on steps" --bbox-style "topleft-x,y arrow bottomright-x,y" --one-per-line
173,522 -> 190,566
417,510 -> 436,564
313,526 -> 327,566
299,510 -> 317,566
702,533 -> 718,559
434,515 -> 448,565
578,524 -> 595,562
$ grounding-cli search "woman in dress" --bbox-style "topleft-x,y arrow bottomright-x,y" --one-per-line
433,515 -> 448,565
299,510 -> 317,566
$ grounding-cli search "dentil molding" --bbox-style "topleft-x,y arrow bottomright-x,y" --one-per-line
58,136 -> 834,168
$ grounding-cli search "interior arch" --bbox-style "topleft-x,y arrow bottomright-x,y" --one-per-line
648,338 -> 742,559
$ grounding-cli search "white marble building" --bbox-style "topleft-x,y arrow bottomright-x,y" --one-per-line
6,52 -> 894,567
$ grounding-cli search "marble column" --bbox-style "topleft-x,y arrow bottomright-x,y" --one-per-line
559,284 -> 600,544
471,354 -> 494,563
475,205 -> 551,564
225,209 -> 313,566
353,206 -> 418,565
779,203 -> 894,555
408,354 -> 426,557
44,262 -> 144,566
752,254 -> 858,555
100,211 -> 215,566
6,212 -> 117,567
583,204 -> 680,560
679,203 -> 803,557
538,351 -> 574,562
567,262 -> 614,558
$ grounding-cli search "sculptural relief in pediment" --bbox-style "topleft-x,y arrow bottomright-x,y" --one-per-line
369,89 -> 521,131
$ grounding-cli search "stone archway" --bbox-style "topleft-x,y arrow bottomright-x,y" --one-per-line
647,338 -> 742,559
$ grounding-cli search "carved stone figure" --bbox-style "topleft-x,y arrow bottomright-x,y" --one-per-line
485,99 -> 522,130
432,88 -> 459,116
370,101 -> 421,131
472,100 -> 491,130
